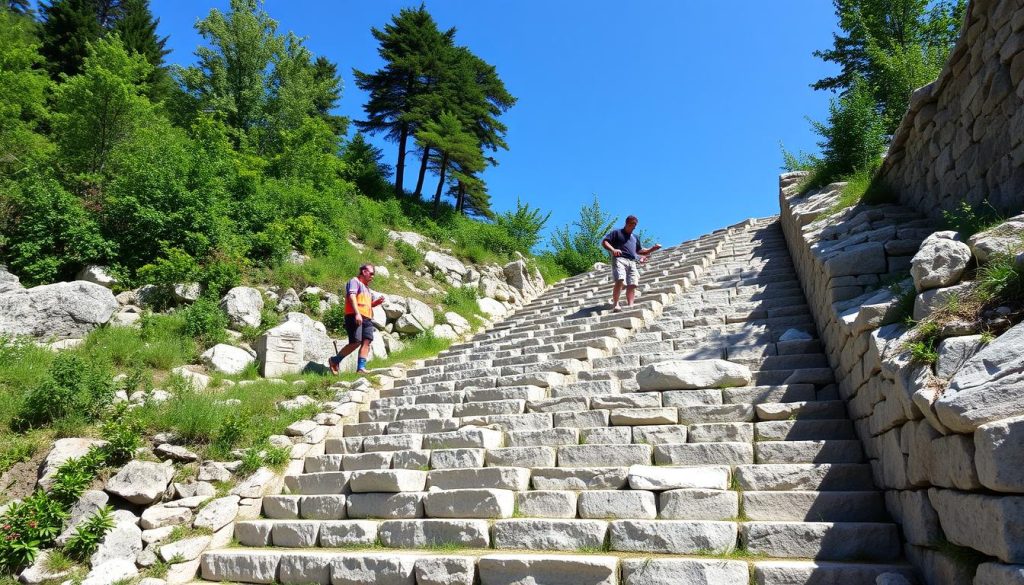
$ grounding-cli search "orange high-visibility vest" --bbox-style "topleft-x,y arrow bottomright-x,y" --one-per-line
344,278 -> 373,318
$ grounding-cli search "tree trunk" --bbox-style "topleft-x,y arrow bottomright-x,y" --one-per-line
432,151 -> 449,211
413,146 -> 430,198
395,122 -> 409,196
455,181 -> 466,214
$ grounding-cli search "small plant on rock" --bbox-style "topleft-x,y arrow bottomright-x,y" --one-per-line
64,506 -> 115,561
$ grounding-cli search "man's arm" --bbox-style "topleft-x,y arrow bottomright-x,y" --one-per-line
602,235 -> 622,257
349,292 -> 362,322
639,243 -> 662,255
371,291 -> 385,307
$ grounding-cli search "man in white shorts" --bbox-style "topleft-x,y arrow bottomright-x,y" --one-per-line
602,215 -> 661,312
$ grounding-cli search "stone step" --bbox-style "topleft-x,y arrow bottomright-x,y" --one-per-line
754,440 -> 865,464
754,420 -> 856,441
752,561 -> 919,585
743,491 -> 889,522
741,521 -> 902,561
734,463 -> 876,491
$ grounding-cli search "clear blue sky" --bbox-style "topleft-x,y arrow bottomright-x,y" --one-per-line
152,1 -> 841,248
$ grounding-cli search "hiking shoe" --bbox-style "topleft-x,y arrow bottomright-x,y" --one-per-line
611,304 -> 622,313
328,355 -> 341,375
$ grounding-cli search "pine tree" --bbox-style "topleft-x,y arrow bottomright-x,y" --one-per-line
39,0 -> 105,78
113,0 -> 169,99
812,0 -> 965,130
312,56 -> 346,136
353,5 -> 454,196
414,111 -> 483,213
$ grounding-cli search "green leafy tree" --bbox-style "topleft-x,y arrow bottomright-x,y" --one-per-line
353,5 -> 455,196
50,34 -> 153,180
495,198 -> 551,254
813,0 -> 965,129
810,76 -> 888,183
549,196 -> 617,276
0,9 -> 53,174
177,0 -> 341,160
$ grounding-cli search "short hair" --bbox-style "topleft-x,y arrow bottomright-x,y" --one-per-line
359,263 -> 374,273
625,215 -> 638,223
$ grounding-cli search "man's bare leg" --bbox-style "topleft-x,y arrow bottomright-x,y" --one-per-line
626,285 -> 637,307
611,280 -> 624,308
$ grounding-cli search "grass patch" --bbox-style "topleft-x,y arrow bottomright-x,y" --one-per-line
977,253 -> 1024,304
823,165 -> 895,215
941,200 -> 1004,238
442,286 -> 483,327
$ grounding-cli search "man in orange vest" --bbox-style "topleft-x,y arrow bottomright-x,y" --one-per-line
329,263 -> 386,374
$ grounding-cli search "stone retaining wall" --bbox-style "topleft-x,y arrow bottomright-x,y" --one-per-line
779,174 -> 1024,584
877,0 -> 1024,219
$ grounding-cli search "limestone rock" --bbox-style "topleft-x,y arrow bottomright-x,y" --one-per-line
444,312 -> 471,334
219,286 -> 264,328
158,535 -> 211,563
255,321 -> 304,378
382,294 -> 407,321
39,438 -> 107,489
18,550 -> 73,585
636,359 -> 751,390
425,250 -> 467,279
935,320 -> 1024,432
173,283 -> 202,303
193,495 -> 240,531
503,260 -> 538,297
477,297 -> 508,318
90,510 -> 142,566
171,366 -> 210,391
200,344 -> 256,375
968,214 -> 1024,263
0,264 -> 21,294
910,231 -> 971,292
976,415 -> 1024,492
395,297 -> 435,334
105,460 -> 175,504
283,312 -> 333,362
55,490 -> 109,545
929,488 -> 1024,563
140,505 -> 192,530
432,324 -> 458,340
935,334 -> 984,378
76,265 -> 117,288
0,281 -> 118,339
81,559 -> 138,585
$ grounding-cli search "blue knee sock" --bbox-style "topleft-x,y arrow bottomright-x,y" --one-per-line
357,357 -> 367,371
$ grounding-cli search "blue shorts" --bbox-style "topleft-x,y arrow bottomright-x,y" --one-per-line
344,314 -> 375,344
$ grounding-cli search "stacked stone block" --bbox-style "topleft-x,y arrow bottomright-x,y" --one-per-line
199,217 -> 918,585
879,0 -> 1024,219
781,173 -> 1024,584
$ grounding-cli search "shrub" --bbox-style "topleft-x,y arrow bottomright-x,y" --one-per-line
808,77 -> 888,186
941,200 -> 1003,238
0,491 -> 67,571
180,296 -> 229,347
494,199 -> 551,255
322,303 -> 347,333
442,286 -> 482,324
394,241 -> 424,270
549,196 -> 616,276
64,506 -> 115,561
99,406 -> 143,465
13,353 -> 114,430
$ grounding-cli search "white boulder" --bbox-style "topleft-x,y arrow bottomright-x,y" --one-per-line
201,344 -> 256,375
910,231 -> 972,292
219,287 -> 264,328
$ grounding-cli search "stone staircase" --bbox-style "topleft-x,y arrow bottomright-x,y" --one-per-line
199,218 -> 918,584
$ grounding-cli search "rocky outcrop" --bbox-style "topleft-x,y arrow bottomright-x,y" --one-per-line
0,281 -> 118,339
220,287 -> 264,329
0,264 -> 22,294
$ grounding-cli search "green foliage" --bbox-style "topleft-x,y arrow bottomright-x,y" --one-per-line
494,199 -> 551,255
808,77 -> 887,186
532,253 -> 570,285
941,200 -> 1004,238
977,254 -> 1024,304
237,443 -> 290,475
2,174 -> 111,286
64,505 -> 114,561
441,286 -> 481,325
322,302 -> 347,334
179,296 -> 229,347
813,0 -> 965,131
51,34 -> 154,178
394,241 -> 424,270
0,10 -> 53,173
13,352 -> 114,431
907,337 -> 938,364
0,437 -> 35,474
0,490 -> 67,571
549,196 -> 617,276
99,406 -> 143,465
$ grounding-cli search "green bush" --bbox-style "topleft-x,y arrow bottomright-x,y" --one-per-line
808,77 -> 887,186
941,200 -> 1003,238
13,353 -> 114,430
180,296 -> 229,347
494,199 -> 551,255
0,491 -> 67,571
442,286 -> 481,324
549,196 -> 616,276
322,303 -> 347,333
64,506 -> 114,561
394,240 -> 424,270
99,406 -> 143,465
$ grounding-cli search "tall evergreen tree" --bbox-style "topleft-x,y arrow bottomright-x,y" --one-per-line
312,56 -> 347,136
353,5 -> 454,196
39,0 -> 105,78
813,0 -> 965,129
113,0 -> 169,99
414,111 -> 482,212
